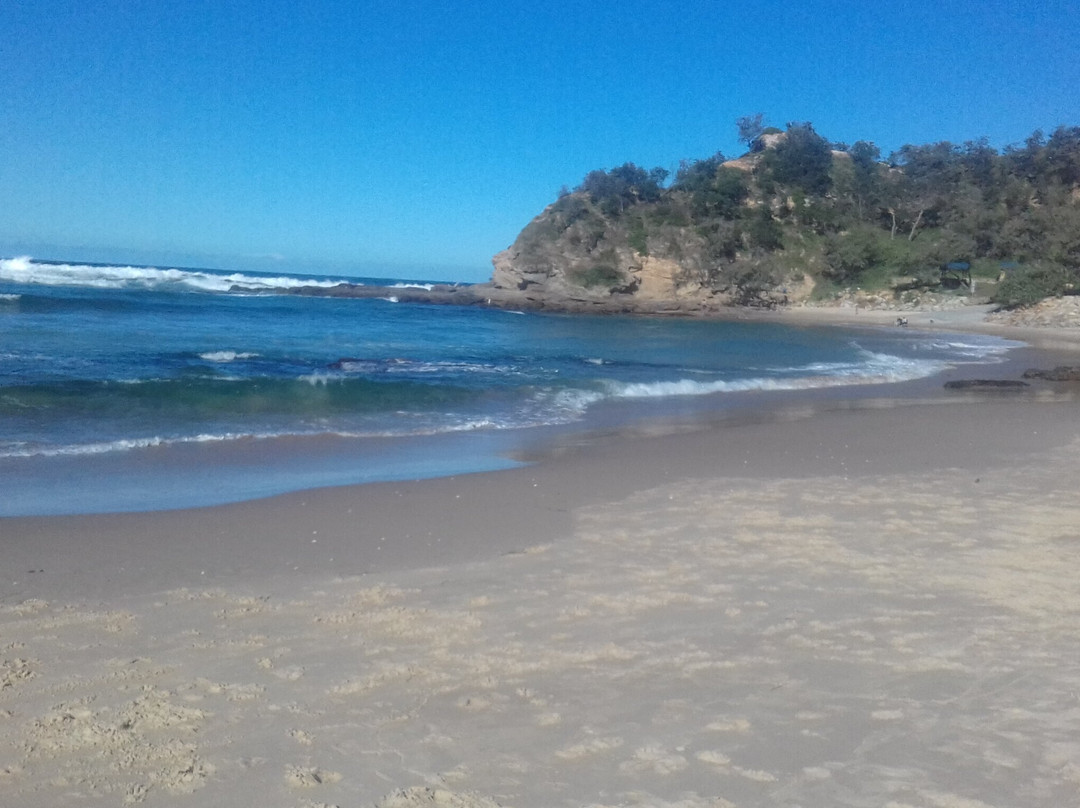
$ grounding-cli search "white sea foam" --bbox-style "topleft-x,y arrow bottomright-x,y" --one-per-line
924,337 -> 1020,358
0,256 -> 349,294
609,353 -> 944,401
299,372 -> 339,386
397,359 -> 520,375
0,417 -> 525,460
390,282 -> 435,290
332,358 -> 521,376
0,293 -> 20,301
198,350 -> 259,362
0,432 -> 260,459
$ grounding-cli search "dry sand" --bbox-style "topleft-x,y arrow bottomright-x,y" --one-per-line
3,318 -> 1080,807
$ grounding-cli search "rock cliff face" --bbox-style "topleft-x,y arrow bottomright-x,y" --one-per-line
488,194 -> 737,314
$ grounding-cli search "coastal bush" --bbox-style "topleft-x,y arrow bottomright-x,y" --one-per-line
823,226 -> 884,282
698,221 -> 743,267
628,217 -> 649,255
923,230 -> 977,266
762,122 -> 833,196
578,163 -> 668,217
746,207 -> 784,251
672,157 -> 748,219
994,262 -> 1074,308
727,260 -> 783,305
571,264 -> 624,290
646,200 -> 690,228
790,189 -> 839,234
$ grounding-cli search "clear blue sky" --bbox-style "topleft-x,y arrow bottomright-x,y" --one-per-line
2,0 -> 1077,282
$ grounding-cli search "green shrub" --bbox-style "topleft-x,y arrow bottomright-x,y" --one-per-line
571,265 -> 623,290
761,122 -> 833,196
746,207 -> 784,251
994,262 -> 1074,308
822,226 -> 885,282
628,218 -> 648,255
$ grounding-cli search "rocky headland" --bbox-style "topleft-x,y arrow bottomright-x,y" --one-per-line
292,121 -> 1080,325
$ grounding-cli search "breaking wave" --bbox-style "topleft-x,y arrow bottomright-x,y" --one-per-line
0,256 -> 351,294
198,351 -> 260,363
607,350 -> 947,400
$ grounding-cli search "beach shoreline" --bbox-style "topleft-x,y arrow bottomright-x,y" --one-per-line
3,312 -> 1080,807
3,310 -> 1078,598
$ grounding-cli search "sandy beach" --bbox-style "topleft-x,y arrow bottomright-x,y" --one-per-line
3,316 -> 1080,807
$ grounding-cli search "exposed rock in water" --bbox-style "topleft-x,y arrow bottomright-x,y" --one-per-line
1021,366 -> 1080,381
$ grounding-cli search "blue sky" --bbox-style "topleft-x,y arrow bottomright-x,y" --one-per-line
1,0 -> 1077,282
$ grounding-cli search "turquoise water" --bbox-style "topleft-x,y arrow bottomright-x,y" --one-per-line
0,257 -> 1018,515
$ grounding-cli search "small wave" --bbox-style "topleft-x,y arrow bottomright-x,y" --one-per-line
0,432 -> 265,459
0,256 -> 350,295
329,357 -> 521,377
0,293 -> 20,301
608,355 -> 944,401
609,375 -> 857,400
925,338 -> 1021,359
0,416 -> 528,460
390,282 -> 434,290
522,387 -> 608,422
198,350 -> 259,363
299,372 -> 341,386
329,358 -> 384,373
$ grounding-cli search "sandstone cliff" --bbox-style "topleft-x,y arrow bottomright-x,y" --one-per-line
489,195 -> 730,313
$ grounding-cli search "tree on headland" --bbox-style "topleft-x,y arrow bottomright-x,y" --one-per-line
671,153 -> 748,219
736,114 -> 766,147
849,140 -> 883,221
761,122 -> 833,196
577,162 -> 668,216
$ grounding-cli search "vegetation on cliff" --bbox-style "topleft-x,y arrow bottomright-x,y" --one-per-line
493,120 -> 1080,309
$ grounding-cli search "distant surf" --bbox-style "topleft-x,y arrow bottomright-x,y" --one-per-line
0,255 -> 357,295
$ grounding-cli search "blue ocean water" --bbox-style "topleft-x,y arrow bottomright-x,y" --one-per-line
1,256 -> 1019,516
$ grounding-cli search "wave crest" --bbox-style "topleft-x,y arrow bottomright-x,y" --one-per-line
0,256 -> 351,294
198,350 -> 259,362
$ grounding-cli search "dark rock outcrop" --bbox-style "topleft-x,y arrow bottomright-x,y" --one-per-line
1021,366 -> 1080,381
944,379 -> 1030,390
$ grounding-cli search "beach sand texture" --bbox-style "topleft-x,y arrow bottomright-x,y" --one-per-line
3,396 -> 1080,807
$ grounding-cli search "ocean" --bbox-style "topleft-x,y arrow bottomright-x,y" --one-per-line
0,256 -> 1020,517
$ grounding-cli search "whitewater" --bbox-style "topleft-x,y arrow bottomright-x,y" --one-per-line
0,257 -> 1021,515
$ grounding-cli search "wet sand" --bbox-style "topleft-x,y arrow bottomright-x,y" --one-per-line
2,320 -> 1080,807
